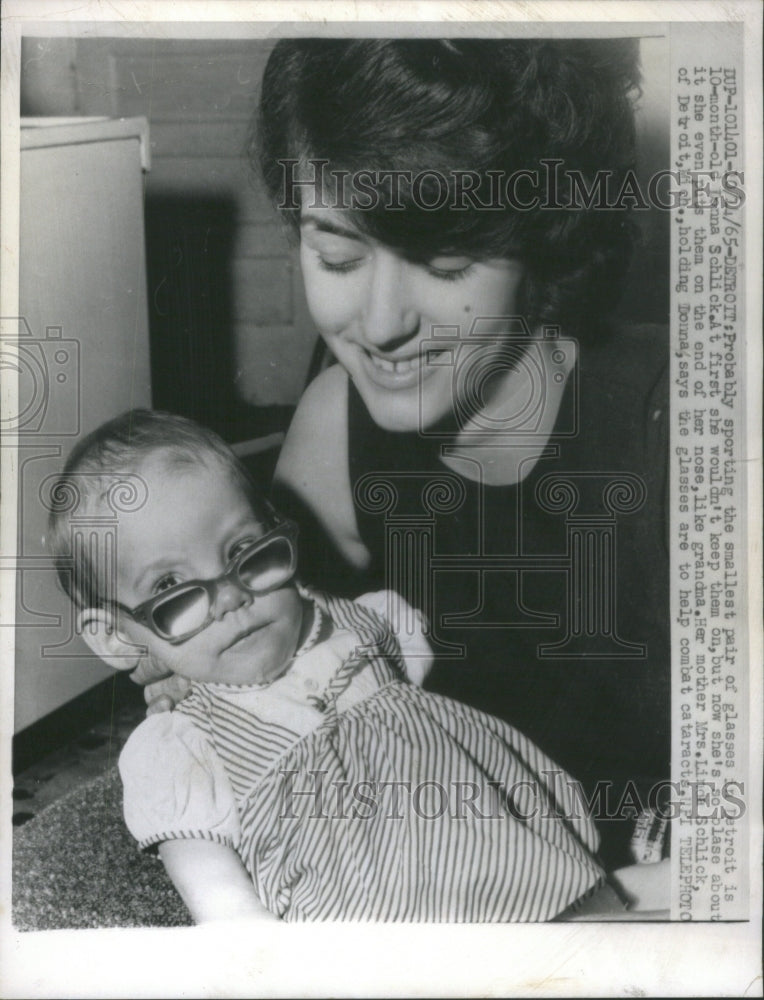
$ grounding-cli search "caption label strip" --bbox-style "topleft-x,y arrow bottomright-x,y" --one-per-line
671,31 -> 748,922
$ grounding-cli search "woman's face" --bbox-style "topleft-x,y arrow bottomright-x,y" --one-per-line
299,208 -> 526,433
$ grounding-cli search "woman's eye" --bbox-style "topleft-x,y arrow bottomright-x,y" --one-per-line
153,572 -> 182,594
303,229 -> 366,275
425,257 -> 474,282
311,241 -> 365,274
316,254 -> 364,274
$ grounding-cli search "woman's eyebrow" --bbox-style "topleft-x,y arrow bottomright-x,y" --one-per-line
300,213 -> 363,240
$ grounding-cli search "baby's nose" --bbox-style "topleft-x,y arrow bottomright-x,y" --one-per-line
213,579 -> 253,617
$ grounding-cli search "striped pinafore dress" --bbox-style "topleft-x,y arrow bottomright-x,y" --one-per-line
119,588 -> 605,921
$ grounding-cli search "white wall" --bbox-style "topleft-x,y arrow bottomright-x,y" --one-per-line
21,37 -> 316,409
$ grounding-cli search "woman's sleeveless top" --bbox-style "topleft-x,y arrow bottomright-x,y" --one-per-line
345,325 -> 670,868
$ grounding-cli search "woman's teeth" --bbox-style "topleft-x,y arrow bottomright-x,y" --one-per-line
366,349 -> 450,372
367,352 -> 421,374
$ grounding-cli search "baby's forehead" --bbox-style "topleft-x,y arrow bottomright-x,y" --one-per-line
85,448 -> 261,523
139,445 -> 221,478
137,447 -> 241,492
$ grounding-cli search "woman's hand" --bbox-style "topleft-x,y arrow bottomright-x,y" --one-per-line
135,669 -> 192,715
609,857 -> 670,912
556,859 -> 671,921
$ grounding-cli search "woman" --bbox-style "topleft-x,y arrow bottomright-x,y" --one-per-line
257,38 -> 670,871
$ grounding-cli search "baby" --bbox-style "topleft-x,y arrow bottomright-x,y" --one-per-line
49,409 -> 610,923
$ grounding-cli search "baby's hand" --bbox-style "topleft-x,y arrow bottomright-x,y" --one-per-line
141,672 -> 192,715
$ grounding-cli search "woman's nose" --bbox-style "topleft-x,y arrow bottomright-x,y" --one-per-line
362,251 -> 420,350
213,579 -> 253,618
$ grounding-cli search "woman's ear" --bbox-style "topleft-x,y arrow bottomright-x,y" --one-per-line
76,608 -> 145,672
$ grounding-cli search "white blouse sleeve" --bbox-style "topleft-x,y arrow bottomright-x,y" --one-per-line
354,590 -> 434,687
118,712 -> 240,852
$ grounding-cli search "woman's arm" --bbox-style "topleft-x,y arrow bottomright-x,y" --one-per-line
273,364 -> 372,584
557,859 -> 670,922
159,839 -> 279,924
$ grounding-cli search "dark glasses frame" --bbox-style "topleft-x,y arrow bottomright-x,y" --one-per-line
114,519 -> 299,645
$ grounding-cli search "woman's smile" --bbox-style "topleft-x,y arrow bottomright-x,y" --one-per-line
299,208 -> 526,432
358,343 -> 443,391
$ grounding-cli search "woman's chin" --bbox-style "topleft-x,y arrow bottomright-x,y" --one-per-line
354,376 -> 455,436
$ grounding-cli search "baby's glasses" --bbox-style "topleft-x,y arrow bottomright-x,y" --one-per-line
115,521 -> 299,644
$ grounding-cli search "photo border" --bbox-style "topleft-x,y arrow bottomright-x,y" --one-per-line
1,3 -> 761,997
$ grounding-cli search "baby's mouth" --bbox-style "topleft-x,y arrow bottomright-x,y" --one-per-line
221,621 -> 269,653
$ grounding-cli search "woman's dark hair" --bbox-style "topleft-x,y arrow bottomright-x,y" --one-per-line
255,38 -> 642,337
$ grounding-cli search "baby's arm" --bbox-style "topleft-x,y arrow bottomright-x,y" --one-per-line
120,714 -> 278,923
159,839 -> 279,924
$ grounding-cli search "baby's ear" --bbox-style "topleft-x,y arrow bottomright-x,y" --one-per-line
77,608 -> 145,671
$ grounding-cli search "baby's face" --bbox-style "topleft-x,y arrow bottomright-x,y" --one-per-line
112,454 -> 304,687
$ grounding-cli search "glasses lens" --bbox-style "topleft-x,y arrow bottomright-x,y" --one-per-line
152,586 -> 210,639
238,536 -> 294,592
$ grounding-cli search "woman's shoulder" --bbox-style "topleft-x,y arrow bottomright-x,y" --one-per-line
290,363 -> 348,426
275,365 -> 348,486
583,323 -> 668,400
574,322 -> 669,485
274,365 -> 370,573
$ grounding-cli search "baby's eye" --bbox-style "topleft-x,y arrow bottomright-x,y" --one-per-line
153,572 -> 183,594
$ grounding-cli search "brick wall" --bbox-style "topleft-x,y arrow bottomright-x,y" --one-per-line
20,35 -> 669,424
21,37 -> 316,424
